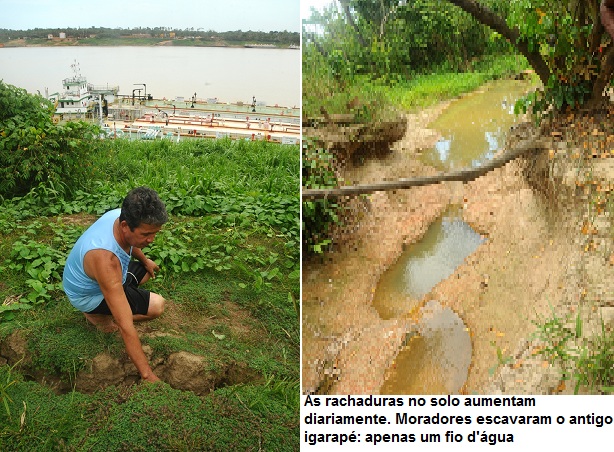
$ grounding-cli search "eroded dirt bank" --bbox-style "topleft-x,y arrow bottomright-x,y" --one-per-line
303,104 -> 456,394
303,100 -> 611,395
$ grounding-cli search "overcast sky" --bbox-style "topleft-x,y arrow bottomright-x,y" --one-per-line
301,0 -> 334,20
0,0 -> 300,32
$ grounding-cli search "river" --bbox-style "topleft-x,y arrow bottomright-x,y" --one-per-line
0,46 -> 300,107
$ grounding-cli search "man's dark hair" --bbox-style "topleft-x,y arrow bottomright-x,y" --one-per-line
119,186 -> 168,230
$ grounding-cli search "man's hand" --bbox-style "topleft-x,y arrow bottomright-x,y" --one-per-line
142,372 -> 161,383
143,258 -> 160,279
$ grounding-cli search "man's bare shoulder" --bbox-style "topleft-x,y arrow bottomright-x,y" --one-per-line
83,249 -> 122,280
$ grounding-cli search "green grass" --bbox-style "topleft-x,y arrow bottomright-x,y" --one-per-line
0,136 -> 299,449
382,54 -> 531,111
303,53 -> 530,120
0,371 -> 298,450
532,310 -> 614,394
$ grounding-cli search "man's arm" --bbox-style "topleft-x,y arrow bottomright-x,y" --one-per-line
83,249 -> 159,382
602,0 -> 614,40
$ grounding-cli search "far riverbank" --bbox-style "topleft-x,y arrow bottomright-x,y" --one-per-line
0,37 -> 299,48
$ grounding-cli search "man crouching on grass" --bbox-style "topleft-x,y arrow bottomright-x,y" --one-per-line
63,186 -> 168,383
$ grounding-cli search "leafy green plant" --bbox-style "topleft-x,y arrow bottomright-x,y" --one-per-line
302,144 -> 344,255
532,310 -> 614,394
6,237 -> 65,303
0,81 -> 102,198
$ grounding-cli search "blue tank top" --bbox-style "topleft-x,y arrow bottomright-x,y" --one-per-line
62,209 -> 132,312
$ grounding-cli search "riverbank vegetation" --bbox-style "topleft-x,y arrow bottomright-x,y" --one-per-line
0,81 -> 299,449
0,27 -> 299,48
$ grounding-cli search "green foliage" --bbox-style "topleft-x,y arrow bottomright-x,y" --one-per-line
532,310 -> 614,394
506,0 -> 605,112
515,74 -> 592,121
303,0 -> 510,85
302,143 -> 345,254
0,136 -> 298,324
7,237 -> 65,304
0,81 -> 102,198
1,220 -> 86,310
0,375 -> 298,451
90,138 -> 300,261
305,0 -> 610,116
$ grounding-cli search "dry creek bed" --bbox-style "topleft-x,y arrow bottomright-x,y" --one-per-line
303,102 -> 614,395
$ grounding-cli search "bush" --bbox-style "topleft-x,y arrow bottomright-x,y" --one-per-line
0,81 -> 101,198
302,144 -> 345,254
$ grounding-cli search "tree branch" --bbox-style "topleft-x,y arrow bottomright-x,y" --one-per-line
446,0 -> 551,86
338,0 -> 368,48
302,134 -> 547,198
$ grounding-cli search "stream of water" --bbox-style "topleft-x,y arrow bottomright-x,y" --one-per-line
421,79 -> 533,170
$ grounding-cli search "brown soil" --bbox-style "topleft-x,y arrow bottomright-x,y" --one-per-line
303,100 -> 614,395
302,104 -> 454,394
304,114 -> 408,166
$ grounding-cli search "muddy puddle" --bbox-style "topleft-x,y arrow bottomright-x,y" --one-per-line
372,206 -> 484,320
380,301 -> 472,394
421,79 -> 532,170
372,207 -> 481,394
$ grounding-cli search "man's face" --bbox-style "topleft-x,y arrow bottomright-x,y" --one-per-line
121,221 -> 162,248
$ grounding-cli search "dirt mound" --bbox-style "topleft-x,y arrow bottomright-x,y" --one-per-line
304,114 -> 407,165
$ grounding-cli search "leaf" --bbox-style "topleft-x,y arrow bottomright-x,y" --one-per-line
0,303 -> 33,313
575,312 -> 582,339
266,267 -> 280,280
212,330 -> 226,340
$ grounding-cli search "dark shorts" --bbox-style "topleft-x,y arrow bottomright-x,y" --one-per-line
86,261 -> 151,316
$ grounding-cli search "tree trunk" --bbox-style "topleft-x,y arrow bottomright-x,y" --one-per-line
590,46 -> 614,106
339,0 -> 368,48
446,0 -> 551,86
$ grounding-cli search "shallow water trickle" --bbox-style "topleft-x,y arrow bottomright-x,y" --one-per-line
421,79 -> 533,170
372,207 -> 484,320
380,301 -> 472,394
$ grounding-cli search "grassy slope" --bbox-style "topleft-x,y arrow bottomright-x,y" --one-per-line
303,54 -> 530,121
0,138 -> 299,450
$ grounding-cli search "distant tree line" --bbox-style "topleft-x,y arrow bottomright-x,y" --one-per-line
0,27 -> 299,45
